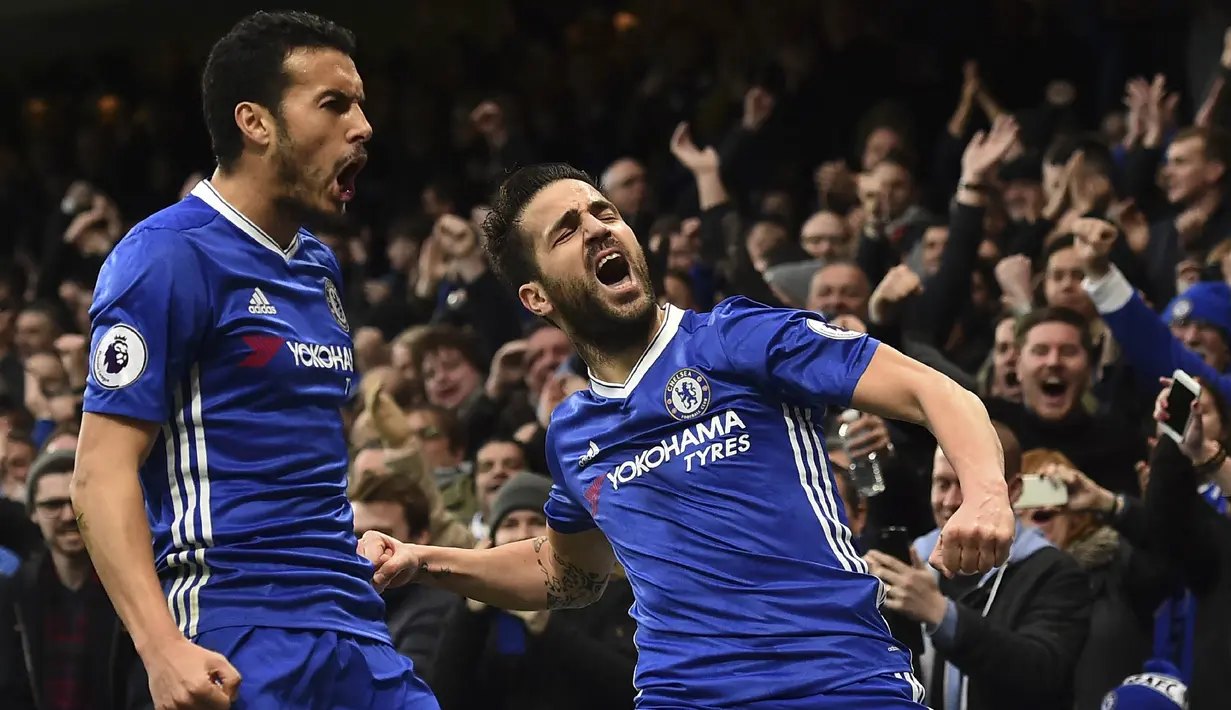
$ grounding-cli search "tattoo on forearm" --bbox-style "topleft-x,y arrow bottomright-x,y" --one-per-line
533,536 -> 608,609
417,560 -> 452,579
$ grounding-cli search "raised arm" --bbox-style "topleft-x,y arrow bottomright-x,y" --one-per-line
851,344 -> 1014,574
364,525 -> 616,611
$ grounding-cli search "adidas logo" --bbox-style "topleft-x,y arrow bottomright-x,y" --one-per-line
248,288 -> 277,315
578,440 -> 600,468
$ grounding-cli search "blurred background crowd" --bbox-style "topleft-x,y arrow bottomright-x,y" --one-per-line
1,0 -> 1231,708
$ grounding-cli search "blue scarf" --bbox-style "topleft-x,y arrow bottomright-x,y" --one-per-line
1151,482 -> 1226,683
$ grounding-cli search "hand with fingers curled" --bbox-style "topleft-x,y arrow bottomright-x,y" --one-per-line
865,549 -> 948,626
930,488 -> 1015,578
357,530 -> 422,593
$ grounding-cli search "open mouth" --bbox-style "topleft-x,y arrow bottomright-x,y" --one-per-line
594,249 -> 632,288
1040,377 -> 1067,398
1005,371 -> 1020,388
335,155 -> 367,202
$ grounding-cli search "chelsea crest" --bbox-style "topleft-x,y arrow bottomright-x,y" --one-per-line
323,277 -> 350,332
665,368 -> 711,420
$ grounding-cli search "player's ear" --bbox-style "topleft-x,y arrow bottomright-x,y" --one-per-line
234,102 -> 275,150
518,282 -> 554,319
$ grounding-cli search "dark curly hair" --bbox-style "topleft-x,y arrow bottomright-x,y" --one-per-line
481,163 -> 597,290
202,11 -> 357,171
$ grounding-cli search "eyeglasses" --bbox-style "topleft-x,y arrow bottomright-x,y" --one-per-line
35,498 -> 74,514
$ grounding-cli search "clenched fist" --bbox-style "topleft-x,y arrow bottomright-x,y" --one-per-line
868,264 -> 923,325
930,489 -> 1015,576
358,530 -> 420,592
145,637 -> 241,710
1070,217 -> 1118,278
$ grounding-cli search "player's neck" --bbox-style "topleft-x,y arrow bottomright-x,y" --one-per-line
207,168 -> 300,249
579,306 -> 666,386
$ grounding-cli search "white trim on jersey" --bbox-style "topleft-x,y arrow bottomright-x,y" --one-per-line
589,304 -> 684,399
163,365 -> 213,637
190,180 -> 300,260
892,671 -> 928,705
781,405 -> 866,574
801,407 -> 867,573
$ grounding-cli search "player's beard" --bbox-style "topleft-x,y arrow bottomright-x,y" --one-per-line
270,125 -> 351,235
540,255 -> 658,355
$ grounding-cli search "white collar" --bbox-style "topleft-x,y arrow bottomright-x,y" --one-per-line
588,305 -> 683,399
190,180 -> 299,261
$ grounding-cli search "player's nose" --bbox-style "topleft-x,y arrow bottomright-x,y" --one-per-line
350,106 -> 373,143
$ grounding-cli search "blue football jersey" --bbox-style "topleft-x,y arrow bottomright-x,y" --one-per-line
83,181 -> 387,643
545,297 -> 912,708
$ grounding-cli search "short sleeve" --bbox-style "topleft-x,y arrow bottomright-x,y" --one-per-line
84,229 -> 210,424
542,425 -> 598,535
712,297 -> 879,408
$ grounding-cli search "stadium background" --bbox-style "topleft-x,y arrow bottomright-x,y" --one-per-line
1,1 -> 1231,709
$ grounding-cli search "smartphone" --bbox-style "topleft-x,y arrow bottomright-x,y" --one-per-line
1016,474 -> 1069,510
1160,369 -> 1201,444
875,526 -> 913,564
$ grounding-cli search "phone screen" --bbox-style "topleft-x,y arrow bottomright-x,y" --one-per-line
876,526 -> 913,564
1167,380 -> 1197,435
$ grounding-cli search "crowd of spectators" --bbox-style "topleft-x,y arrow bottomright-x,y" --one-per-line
1,1 -> 1231,708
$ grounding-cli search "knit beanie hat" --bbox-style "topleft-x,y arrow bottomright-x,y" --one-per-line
1101,660 -> 1188,709
1164,280 -> 1231,349
487,472 -> 551,536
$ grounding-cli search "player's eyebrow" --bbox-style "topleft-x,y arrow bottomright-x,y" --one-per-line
319,88 -> 365,106
544,197 -> 616,242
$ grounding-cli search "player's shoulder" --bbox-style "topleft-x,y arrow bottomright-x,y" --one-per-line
696,295 -> 858,340
543,390 -> 609,456
105,210 -> 211,277
108,188 -> 239,265
130,191 -> 223,243
682,295 -> 789,339
545,389 -> 593,435
295,230 -> 343,275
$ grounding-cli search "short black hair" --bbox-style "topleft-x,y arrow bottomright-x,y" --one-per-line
482,163 -> 597,289
1043,133 -> 1114,176
202,11 -> 357,171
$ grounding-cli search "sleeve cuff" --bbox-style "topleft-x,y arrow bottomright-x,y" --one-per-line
925,599 -> 959,647
1082,265 -> 1134,314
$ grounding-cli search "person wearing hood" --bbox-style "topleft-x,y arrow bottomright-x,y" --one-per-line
866,421 -> 1092,710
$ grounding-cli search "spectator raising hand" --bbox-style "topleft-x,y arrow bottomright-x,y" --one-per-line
1070,217 -> 1118,278
669,122 -> 719,174
994,254 -> 1035,314
741,86 -> 775,132
485,339 -> 529,400
961,114 -> 1020,183
1141,74 -> 1180,149
868,263 -> 923,325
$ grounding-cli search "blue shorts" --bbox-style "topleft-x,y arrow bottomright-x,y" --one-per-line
194,627 -> 439,710
638,671 -> 928,709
